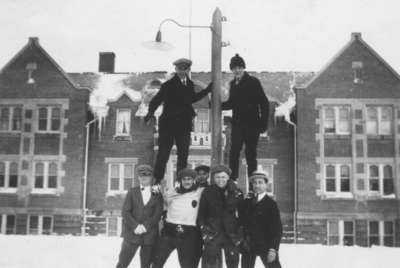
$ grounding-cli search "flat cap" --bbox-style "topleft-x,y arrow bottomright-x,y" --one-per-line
194,165 -> 210,173
210,165 -> 232,177
173,58 -> 192,68
136,164 -> 153,176
249,170 -> 268,183
177,168 -> 197,180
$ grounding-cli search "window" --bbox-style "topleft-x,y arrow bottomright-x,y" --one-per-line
327,220 -> 355,246
194,109 -> 210,133
37,106 -> 61,132
28,215 -> 53,235
33,162 -> 58,193
323,106 -> 350,134
108,163 -> 135,193
0,106 -> 22,132
368,164 -> 394,197
368,221 -> 395,247
0,214 -> 16,234
352,61 -> 363,84
0,161 -> 19,192
107,217 -> 122,236
366,106 -> 392,135
116,109 -> 131,136
324,164 -> 351,197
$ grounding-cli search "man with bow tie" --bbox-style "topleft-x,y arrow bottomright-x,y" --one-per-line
116,165 -> 163,268
144,58 -> 212,184
222,54 -> 270,183
241,171 -> 282,268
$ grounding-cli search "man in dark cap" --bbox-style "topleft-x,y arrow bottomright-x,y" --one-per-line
144,58 -> 212,184
222,54 -> 270,182
194,164 -> 211,188
116,165 -> 163,268
241,170 -> 282,268
198,165 -> 244,268
152,168 -> 204,268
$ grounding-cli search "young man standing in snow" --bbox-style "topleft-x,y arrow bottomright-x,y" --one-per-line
116,165 -> 163,268
152,168 -> 205,268
198,165 -> 244,268
144,58 -> 212,184
222,54 -> 270,182
241,171 -> 282,268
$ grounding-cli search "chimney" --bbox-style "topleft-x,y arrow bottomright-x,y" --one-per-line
351,32 -> 362,40
98,52 -> 115,73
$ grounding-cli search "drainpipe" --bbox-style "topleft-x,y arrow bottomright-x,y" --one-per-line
81,118 -> 98,236
293,124 -> 298,243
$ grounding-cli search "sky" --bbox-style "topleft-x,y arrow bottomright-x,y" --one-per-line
1,0 -> 400,73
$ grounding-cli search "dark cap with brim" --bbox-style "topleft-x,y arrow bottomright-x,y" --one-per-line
136,164 -> 153,176
173,58 -> 192,68
195,165 -> 210,173
177,168 -> 197,180
210,165 -> 232,177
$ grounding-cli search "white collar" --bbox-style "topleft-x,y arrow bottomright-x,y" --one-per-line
257,192 -> 267,201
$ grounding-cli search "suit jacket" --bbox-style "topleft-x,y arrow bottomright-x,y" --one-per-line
148,74 -> 210,130
197,182 -> 244,244
242,193 -> 282,253
222,72 -> 269,130
121,186 -> 163,245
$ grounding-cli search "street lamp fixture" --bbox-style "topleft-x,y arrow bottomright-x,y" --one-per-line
144,8 -> 226,166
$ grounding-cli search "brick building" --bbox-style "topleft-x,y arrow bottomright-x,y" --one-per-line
295,33 -> 400,247
0,37 -> 90,235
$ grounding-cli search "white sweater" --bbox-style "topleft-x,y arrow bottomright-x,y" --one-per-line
164,187 -> 204,226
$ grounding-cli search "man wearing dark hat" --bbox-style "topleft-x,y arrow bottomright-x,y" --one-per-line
116,165 -> 163,268
222,54 -> 270,182
198,165 -> 244,268
152,168 -> 205,268
241,171 -> 282,268
144,58 -> 212,184
194,164 -> 211,188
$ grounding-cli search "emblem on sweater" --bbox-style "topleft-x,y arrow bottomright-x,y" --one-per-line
192,200 -> 197,208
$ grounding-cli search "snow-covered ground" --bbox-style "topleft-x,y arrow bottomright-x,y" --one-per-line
0,235 -> 398,268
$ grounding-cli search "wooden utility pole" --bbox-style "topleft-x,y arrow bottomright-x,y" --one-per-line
211,8 -> 223,165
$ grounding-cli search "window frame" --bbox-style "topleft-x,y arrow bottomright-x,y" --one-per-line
0,161 -> 19,193
193,108 -> 210,133
323,106 -> 351,135
368,220 -> 395,247
106,216 -> 122,236
323,164 -> 352,198
36,106 -> 62,133
327,220 -> 355,246
367,164 -> 395,198
0,214 -> 16,234
366,106 -> 393,136
115,108 -> 131,137
107,163 -> 135,194
32,161 -> 58,194
27,215 -> 53,235
0,106 -> 23,132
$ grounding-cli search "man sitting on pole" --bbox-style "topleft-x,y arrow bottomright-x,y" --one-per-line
144,58 -> 212,183
222,54 -> 270,182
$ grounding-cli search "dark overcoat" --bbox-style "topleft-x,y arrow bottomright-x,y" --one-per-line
121,186 -> 163,245
197,182 -> 244,244
222,72 -> 269,131
242,194 -> 282,253
148,74 -> 210,130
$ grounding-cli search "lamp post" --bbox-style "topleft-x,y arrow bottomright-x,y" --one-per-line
146,8 -> 226,165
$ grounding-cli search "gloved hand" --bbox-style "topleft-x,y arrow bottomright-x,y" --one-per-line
144,113 -> 155,123
267,248 -> 277,263
200,225 -> 217,243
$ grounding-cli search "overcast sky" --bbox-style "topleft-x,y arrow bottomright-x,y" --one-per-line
1,0 -> 400,73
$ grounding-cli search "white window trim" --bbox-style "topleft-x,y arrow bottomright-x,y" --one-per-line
0,106 -> 22,133
368,220 -> 395,246
323,106 -> 351,135
115,109 -> 131,136
36,106 -> 62,133
193,109 -> 210,133
106,216 -> 122,236
31,161 -> 58,195
107,163 -> 136,195
0,161 -> 18,193
367,164 -> 395,198
323,164 -> 353,198
366,106 -> 393,136
327,220 -> 355,246
27,215 -> 53,235
1,214 -> 16,234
